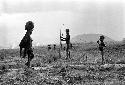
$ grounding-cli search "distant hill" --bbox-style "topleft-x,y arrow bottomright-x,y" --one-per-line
122,38 -> 125,43
71,34 -> 115,43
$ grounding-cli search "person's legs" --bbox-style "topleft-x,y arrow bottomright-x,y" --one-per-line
25,50 -> 30,67
99,47 -> 104,64
22,48 -> 27,58
30,52 -> 34,60
20,47 -> 22,57
101,50 -> 104,64
66,44 -> 70,59
25,50 -> 34,67
25,53 -> 30,67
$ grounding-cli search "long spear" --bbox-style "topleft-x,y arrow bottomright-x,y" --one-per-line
60,29 -> 62,49
59,29 -> 62,58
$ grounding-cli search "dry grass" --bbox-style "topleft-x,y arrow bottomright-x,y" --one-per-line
0,42 -> 125,84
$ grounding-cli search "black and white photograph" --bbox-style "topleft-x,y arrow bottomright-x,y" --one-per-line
0,0 -> 125,84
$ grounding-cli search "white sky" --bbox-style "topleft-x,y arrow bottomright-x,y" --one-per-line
0,0 -> 125,47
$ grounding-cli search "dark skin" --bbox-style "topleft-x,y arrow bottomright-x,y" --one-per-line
25,29 -> 34,67
63,32 -> 70,59
20,29 -> 33,57
97,38 -> 106,64
20,29 -> 34,67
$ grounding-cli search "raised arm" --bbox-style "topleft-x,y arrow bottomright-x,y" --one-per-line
97,40 -> 99,44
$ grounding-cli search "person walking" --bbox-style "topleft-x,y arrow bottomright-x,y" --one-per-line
19,21 -> 34,67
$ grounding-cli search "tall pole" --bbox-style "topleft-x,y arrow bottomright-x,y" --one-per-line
59,29 -> 62,58
60,29 -> 62,50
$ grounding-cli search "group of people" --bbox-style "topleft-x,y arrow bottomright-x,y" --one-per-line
19,21 -> 106,68
47,44 -> 56,51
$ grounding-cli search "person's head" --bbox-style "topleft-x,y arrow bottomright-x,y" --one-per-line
66,29 -> 69,34
100,35 -> 105,41
25,21 -> 34,35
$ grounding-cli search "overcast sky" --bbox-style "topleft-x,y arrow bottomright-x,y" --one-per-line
0,0 -> 125,48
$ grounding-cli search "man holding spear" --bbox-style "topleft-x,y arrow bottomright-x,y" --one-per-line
60,28 -> 70,60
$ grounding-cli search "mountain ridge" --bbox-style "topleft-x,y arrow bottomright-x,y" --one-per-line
71,34 -> 115,43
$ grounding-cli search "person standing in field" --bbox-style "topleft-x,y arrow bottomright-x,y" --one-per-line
19,21 -> 34,67
54,44 -> 56,50
65,29 -> 70,59
61,29 -> 70,59
48,45 -> 51,51
97,35 -> 106,64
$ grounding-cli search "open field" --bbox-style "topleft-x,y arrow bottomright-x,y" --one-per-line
0,42 -> 125,85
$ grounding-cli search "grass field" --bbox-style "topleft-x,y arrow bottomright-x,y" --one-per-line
0,41 -> 125,85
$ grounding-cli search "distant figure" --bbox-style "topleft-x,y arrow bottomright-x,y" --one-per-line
97,35 -> 106,64
48,45 -> 51,51
70,43 -> 73,49
65,29 -> 70,59
19,21 -> 34,67
61,29 -> 70,59
53,44 -> 56,50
